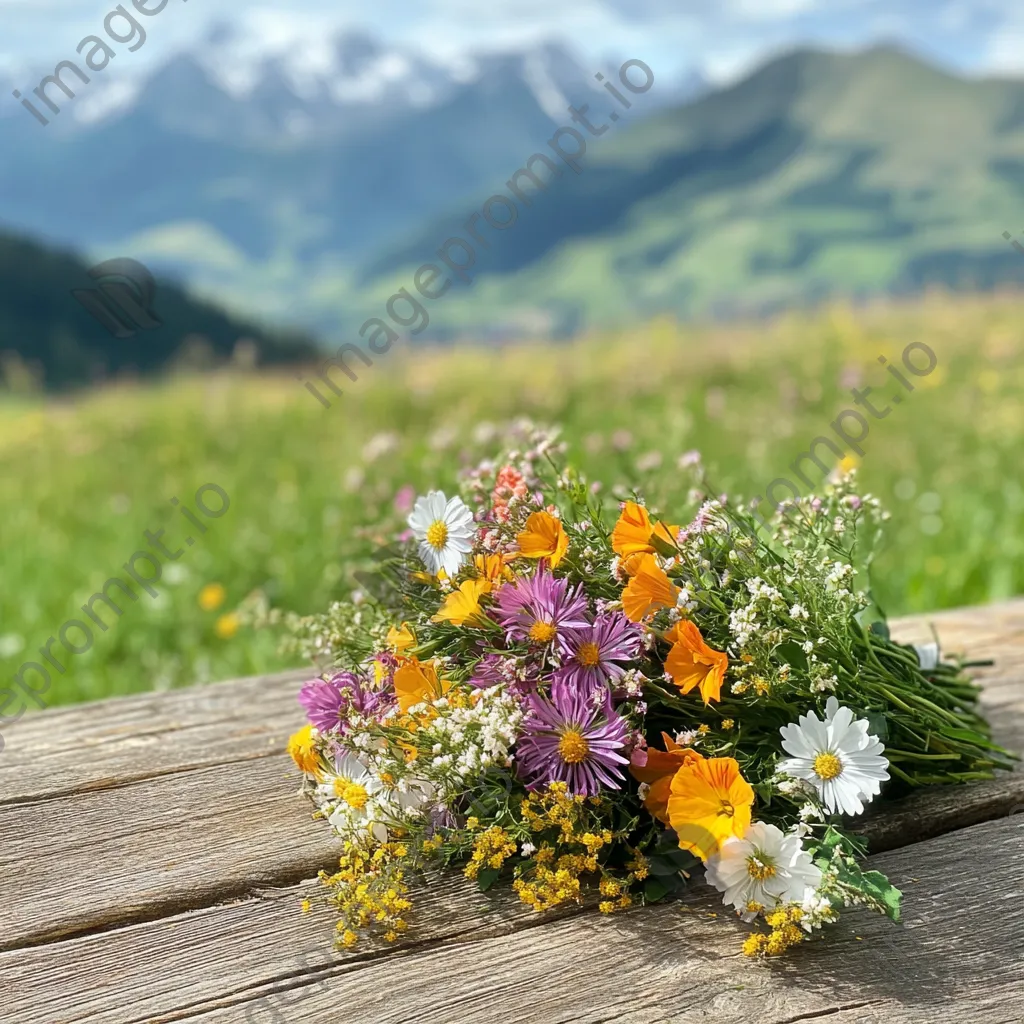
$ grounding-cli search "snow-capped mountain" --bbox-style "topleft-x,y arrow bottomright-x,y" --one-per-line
0,26 -> 703,333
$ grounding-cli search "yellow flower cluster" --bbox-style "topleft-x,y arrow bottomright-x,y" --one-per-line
319,837 -> 413,948
463,826 -> 518,880
519,781 -> 591,841
514,849 -> 592,911
511,783 -> 638,914
741,904 -> 807,957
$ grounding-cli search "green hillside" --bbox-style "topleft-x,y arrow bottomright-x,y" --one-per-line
362,46 -> 1024,334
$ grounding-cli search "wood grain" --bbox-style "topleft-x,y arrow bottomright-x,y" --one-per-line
3,812 -> 1019,1024
0,668 -> 309,804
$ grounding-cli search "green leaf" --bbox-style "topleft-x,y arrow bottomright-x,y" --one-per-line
861,870 -> 903,922
476,867 -> 501,892
833,860 -> 903,922
645,877 -> 671,903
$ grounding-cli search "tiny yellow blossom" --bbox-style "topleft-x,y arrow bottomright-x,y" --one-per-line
215,612 -> 240,639
198,582 -> 226,611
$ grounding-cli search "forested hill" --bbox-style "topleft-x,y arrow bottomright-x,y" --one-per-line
0,230 -> 318,390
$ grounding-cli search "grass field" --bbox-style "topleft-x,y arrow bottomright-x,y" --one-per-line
2,294 -> 1022,710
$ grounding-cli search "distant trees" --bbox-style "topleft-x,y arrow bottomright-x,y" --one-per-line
0,229 -> 319,391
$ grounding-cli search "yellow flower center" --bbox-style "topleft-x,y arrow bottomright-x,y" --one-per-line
746,855 -> 777,882
334,778 -> 370,810
558,730 -> 590,764
577,641 -> 601,667
425,519 -> 449,550
717,800 -> 735,818
529,620 -> 558,644
813,752 -> 843,781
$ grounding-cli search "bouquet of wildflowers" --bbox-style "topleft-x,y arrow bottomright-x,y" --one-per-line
282,427 -> 1010,956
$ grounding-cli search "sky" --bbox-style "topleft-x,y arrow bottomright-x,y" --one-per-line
1,0 -> 1024,85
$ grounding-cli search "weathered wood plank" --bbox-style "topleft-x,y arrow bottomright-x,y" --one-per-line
161,813 -> 1024,1024
0,601 -> 1020,954
3,811 -> 1019,1024
0,756 -> 337,951
0,668 -> 309,804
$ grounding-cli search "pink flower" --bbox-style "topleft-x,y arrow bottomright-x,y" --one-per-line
393,484 -> 416,515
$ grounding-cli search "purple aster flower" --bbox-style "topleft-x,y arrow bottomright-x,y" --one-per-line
298,671 -> 392,733
555,612 -> 642,695
298,677 -> 348,733
470,653 -> 508,688
495,570 -> 589,648
516,682 -> 630,796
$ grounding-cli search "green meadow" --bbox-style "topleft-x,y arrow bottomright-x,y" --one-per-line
2,294 -> 1021,709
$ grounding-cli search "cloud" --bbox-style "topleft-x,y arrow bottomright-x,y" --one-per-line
2,0 -> 1024,87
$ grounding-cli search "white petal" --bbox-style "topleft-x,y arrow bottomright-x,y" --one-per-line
440,545 -> 468,577
419,543 -> 443,574
428,491 -> 448,520
780,724 -> 817,760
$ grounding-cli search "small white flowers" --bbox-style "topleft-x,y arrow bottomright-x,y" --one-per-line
779,697 -> 890,815
704,821 -> 822,921
408,491 -> 475,576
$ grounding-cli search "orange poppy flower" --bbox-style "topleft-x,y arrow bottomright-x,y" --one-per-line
621,554 -> 679,622
618,551 -> 649,578
516,510 -> 569,567
664,620 -> 728,704
611,501 -> 680,557
666,756 -> 754,860
393,657 -> 452,713
432,578 -> 492,626
630,732 -> 706,824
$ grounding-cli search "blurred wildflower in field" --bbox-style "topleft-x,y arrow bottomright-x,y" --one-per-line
215,613 -> 240,639
198,583 -> 226,611
0,633 -> 24,658
393,484 -> 416,515
164,563 -> 190,584
363,432 -> 400,463
636,451 -> 663,473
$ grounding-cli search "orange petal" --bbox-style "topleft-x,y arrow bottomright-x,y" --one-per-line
621,554 -> 679,622
517,511 -> 569,568
612,501 -> 679,556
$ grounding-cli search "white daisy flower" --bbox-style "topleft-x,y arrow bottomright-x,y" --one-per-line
316,751 -> 394,841
778,696 -> 890,816
408,490 -> 475,577
705,821 -> 822,921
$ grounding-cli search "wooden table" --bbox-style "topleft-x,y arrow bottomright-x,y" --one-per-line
2,601 -> 1023,1024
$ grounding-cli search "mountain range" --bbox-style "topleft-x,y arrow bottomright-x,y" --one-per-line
1,31 -> 1023,346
